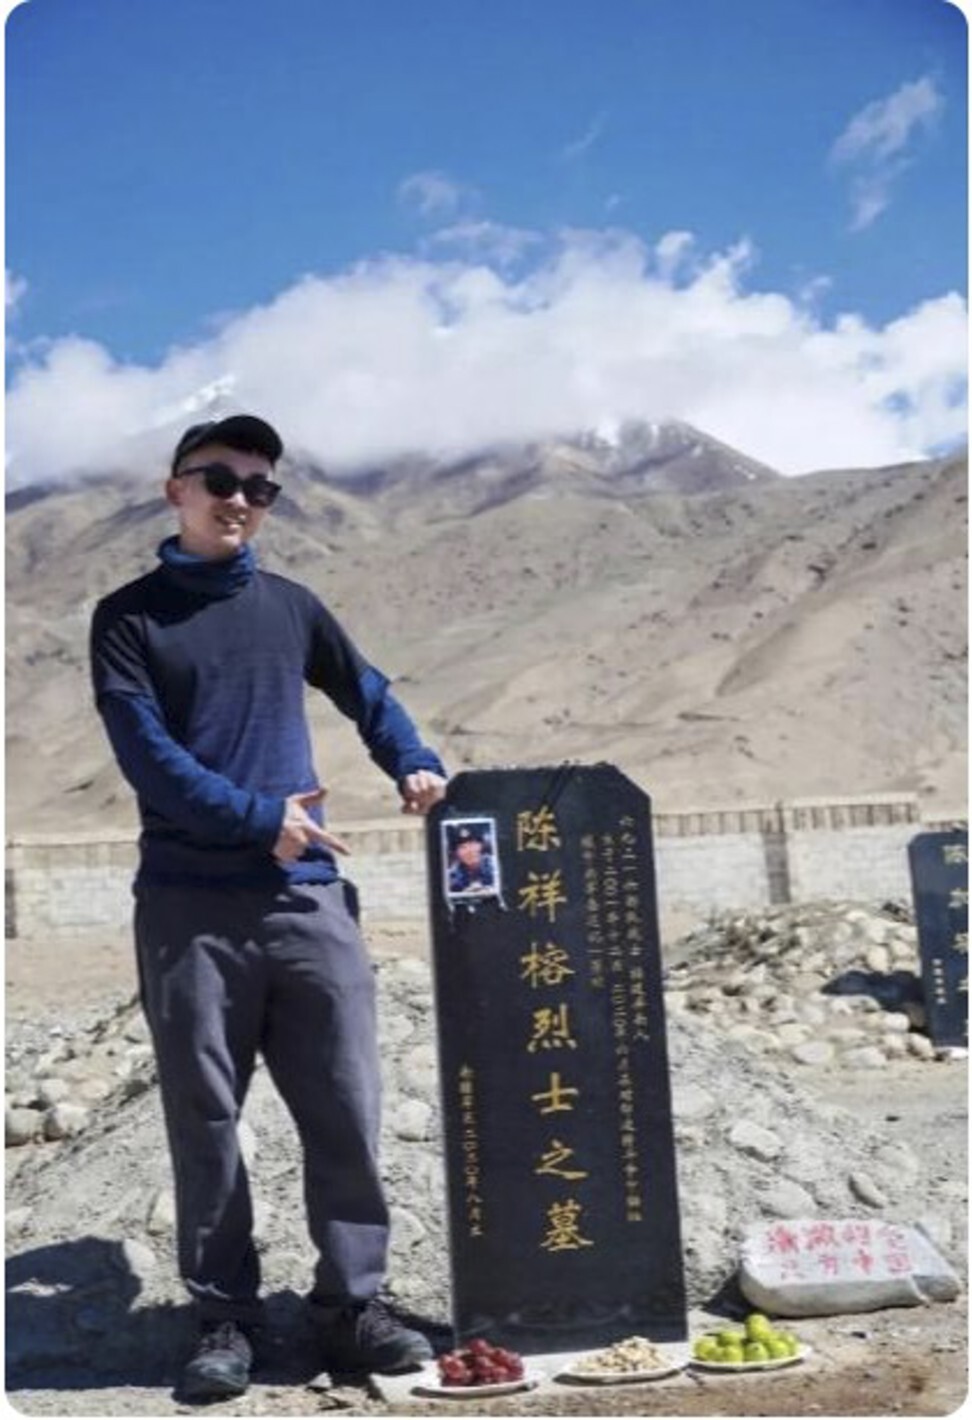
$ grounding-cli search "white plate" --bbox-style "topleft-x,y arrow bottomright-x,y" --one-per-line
412,1372 -> 540,1399
691,1345 -> 810,1373
556,1345 -> 691,1385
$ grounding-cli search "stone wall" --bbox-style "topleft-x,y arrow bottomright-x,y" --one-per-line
6,794 -> 966,940
5,833 -> 139,940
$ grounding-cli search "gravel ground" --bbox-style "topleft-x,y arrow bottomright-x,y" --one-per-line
5,916 -> 968,1417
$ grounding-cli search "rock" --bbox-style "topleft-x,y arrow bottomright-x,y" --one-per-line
5,1206 -> 33,1233
913,1214 -> 952,1256
33,1077 -> 71,1109
117,1074 -> 154,1102
829,1028 -> 867,1046
792,972 -> 826,994
79,1074 -> 115,1103
842,1046 -> 887,1069
849,1171 -> 889,1207
801,1004 -> 827,1028
388,1204 -> 427,1250
721,970 -> 748,995
5,1105 -> 42,1146
760,1179 -> 817,1216
146,1187 -> 176,1235
865,946 -> 891,974
740,1218 -> 960,1316
661,903 -> 955,1074
791,1040 -> 834,1066
402,1043 -> 438,1075
252,1197 -> 271,1245
728,1120 -> 782,1161
672,1083 -> 718,1119
122,1014 -> 151,1044
394,1098 -> 432,1141
42,1103 -> 89,1140
34,1046 -> 70,1075
122,1044 -> 155,1070
907,1226 -> 962,1301
238,1119 -> 258,1168
907,1034 -> 936,1060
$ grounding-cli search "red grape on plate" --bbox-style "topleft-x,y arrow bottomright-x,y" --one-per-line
437,1340 -> 526,1387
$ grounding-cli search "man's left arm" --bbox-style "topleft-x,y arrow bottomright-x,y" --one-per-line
306,599 -> 447,814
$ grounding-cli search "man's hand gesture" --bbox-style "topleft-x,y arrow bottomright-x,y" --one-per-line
273,788 -> 351,863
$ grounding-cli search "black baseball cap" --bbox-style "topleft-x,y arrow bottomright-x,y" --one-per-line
171,415 -> 284,473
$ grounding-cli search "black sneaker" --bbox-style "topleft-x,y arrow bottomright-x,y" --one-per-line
181,1320 -> 253,1401
316,1298 -> 433,1374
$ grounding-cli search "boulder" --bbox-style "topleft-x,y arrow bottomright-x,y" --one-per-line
739,1218 -> 961,1316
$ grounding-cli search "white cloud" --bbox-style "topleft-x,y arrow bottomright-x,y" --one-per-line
5,228 -> 967,485
6,269 -> 27,311
653,231 -> 694,280
397,169 -> 470,217
426,220 -> 541,268
830,76 -> 944,231
832,76 -> 943,165
560,112 -> 607,162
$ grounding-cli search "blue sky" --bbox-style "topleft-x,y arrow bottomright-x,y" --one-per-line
5,0 -> 968,482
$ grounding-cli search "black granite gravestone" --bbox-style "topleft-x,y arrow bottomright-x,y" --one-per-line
908,829 -> 968,1048
426,764 -> 687,1354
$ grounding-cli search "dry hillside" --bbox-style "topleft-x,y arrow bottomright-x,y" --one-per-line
5,423 -> 967,835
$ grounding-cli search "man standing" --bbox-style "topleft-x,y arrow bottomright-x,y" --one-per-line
90,415 -> 446,1400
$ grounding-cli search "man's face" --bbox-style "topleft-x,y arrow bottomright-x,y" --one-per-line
456,839 -> 483,869
166,442 -> 274,560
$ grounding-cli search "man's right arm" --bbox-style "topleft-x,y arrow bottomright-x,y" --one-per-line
97,692 -> 285,847
90,598 -> 285,848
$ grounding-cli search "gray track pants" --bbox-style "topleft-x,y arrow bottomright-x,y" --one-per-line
134,879 -> 389,1324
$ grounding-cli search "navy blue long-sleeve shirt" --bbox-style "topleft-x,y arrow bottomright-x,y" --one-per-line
90,538 -> 445,888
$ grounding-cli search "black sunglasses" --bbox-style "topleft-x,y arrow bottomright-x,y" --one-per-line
174,462 -> 281,508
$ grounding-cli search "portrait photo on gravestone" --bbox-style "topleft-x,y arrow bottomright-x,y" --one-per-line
442,817 -> 502,905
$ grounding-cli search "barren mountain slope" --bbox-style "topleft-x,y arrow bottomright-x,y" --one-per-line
5,438 -> 966,835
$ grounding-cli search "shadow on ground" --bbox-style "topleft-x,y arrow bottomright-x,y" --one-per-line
6,1237 -> 450,1396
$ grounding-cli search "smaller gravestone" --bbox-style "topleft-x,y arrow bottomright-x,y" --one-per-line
740,1219 -> 960,1316
907,830 -> 968,1048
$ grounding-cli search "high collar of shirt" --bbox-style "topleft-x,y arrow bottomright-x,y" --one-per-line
157,536 -> 256,598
